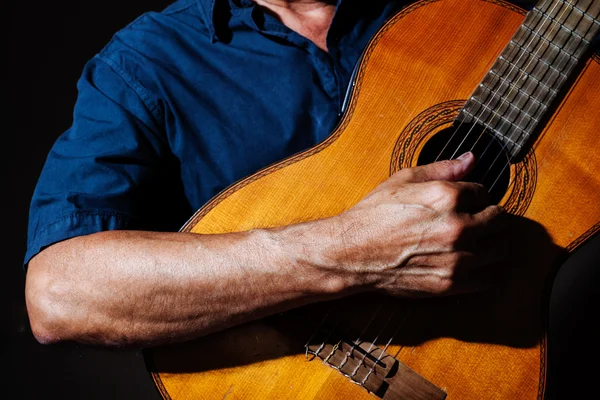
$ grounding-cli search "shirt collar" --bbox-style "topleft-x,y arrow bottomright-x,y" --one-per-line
197,0 -> 345,43
196,0 -> 219,42
196,0 -> 257,43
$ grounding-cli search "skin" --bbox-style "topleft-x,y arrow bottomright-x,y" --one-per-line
25,1 -> 509,348
253,0 -> 337,51
26,153 -> 507,347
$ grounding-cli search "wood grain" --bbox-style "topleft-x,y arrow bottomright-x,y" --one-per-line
145,0 -> 600,398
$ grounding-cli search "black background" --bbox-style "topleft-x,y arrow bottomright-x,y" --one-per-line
4,1 -> 169,398
3,1 -> 599,399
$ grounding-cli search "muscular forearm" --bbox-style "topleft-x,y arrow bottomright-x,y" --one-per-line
25,222 -> 357,347
26,155 -> 509,348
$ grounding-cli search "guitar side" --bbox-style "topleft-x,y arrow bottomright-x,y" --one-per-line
145,0 -> 600,399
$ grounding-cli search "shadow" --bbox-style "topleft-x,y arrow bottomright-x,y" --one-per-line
145,214 -> 564,375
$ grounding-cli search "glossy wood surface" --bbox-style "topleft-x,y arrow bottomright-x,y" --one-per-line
145,0 -> 600,398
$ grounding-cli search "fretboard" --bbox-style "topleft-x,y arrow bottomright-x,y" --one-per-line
459,0 -> 600,158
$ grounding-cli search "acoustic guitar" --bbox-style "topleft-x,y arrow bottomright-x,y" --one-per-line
144,0 -> 600,398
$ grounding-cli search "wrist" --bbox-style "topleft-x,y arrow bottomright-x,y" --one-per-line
267,217 -> 371,296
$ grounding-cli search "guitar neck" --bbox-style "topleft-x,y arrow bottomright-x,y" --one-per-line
460,0 -> 600,159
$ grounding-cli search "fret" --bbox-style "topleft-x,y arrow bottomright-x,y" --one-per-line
535,5 -> 580,32
466,89 -> 539,135
467,99 -> 536,136
521,18 -> 589,60
476,83 -> 542,124
460,109 -> 524,149
502,42 -> 570,81
497,54 -> 567,92
537,0 -> 600,30
460,0 -> 599,158
466,97 -> 527,130
501,40 -> 571,82
491,62 -> 561,100
573,0 -> 600,20
560,0 -> 600,21
525,1 -> 600,57
475,83 -> 543,128
536,13 -> 591,45
532,9 -> 597,55
484,69 -> 551,113
479,81 -> 547,123
537,0 -> 600,28
478,81 -> 530,110
539,0 -> 592,14
513,27 -> 579,71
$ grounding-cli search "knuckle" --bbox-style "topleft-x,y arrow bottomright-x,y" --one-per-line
485,205 -> 505,222
474,182 -> 488,195
431,181 -> 460,204
490,205 -> 505,216
444,217 -> 466,241
447,252 -> 464,267
470,182 -> 488,198
432,277 -> 454,295
398,168 -> 417,182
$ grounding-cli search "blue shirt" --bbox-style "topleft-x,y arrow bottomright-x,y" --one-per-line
25,0 -> 409,265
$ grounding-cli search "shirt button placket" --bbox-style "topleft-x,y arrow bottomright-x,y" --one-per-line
313,51 -> 340,108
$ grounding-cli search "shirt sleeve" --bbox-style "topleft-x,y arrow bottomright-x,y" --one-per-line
24,55 -> 181,267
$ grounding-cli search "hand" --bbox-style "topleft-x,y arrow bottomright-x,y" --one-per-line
328,152 -> 507,297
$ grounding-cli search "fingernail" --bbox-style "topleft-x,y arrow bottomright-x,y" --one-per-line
457,152 -> 472,161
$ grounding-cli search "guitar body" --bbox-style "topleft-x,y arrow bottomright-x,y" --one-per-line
145,0 -> 600,398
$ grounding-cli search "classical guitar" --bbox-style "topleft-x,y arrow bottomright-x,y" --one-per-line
144,0 -> 600,398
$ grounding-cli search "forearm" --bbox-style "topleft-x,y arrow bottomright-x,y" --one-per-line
25,155 -> 508,347
25,222 -> 357,347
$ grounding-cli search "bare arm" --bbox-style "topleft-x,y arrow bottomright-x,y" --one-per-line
26,222 -> 352,347
26,153 -> 507,347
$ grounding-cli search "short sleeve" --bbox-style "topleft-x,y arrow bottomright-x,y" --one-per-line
24,56 -> 186,267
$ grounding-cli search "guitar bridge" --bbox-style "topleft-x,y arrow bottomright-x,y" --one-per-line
306,340 -> 446,400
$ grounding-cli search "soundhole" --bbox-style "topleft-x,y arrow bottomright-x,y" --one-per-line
417,123 -> 510,205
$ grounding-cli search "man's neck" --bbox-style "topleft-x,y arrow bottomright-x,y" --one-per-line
253,0 -> 337,52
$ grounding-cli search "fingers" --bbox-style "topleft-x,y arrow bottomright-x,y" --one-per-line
393,152 -> 476,183
467,205 -> 507,237
454,205 -> 511,249
410,247 -> 503,273
395,180 -> 490,213
454,182 -> 490,213
398,249 -> 504,296
406,240 -> 509,296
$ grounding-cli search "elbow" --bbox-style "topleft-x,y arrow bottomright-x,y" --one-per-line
29,317 -> 60,345
25,255 -> 72,345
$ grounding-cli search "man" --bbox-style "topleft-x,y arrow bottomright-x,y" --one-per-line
18,0 -> 554,349
23,1 -> 600,399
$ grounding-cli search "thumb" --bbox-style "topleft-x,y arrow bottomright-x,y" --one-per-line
399,152 -> 475,183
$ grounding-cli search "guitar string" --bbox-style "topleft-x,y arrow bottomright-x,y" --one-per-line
485,2 -> 598,193
483,0 -> 599,192
303,0 -> 591,386
306,309 -> 347,361
305,299 -> 387,363
328,308 -> 412,389
476,0 -> 595,187
360,309 -> 412,385
432,0 -> 554,164
348,307 -> 399,379
338,0 -> 585,384
445,0 -> 561,164
328,0 -> 556,346
349,0 -> 592,384
336,299 -> 389,370
471,0 -> 577,185
304,304 -> 337,360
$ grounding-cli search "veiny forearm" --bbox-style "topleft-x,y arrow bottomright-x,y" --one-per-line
25,223 -> 354,347
26,156 -> 507,347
